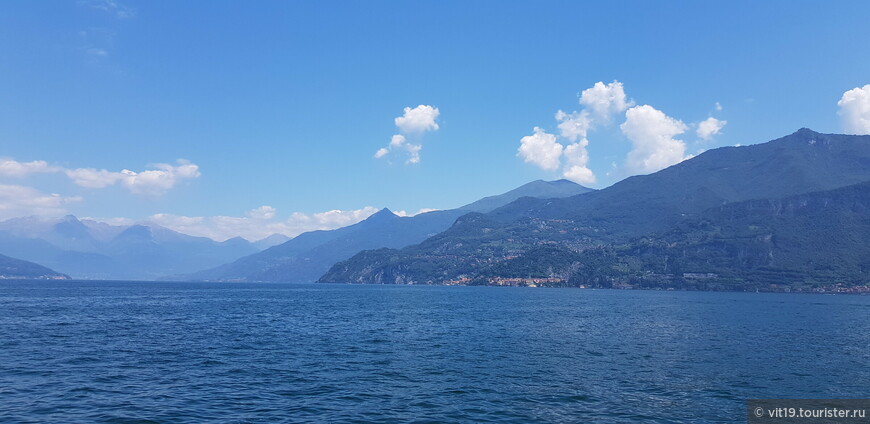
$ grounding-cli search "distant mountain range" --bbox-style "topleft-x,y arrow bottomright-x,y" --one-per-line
8,128 -> 868,290
0,216 -> 274,280
0,253 -> 69,280
320,129 -> 870,290
175,179 -> 593,282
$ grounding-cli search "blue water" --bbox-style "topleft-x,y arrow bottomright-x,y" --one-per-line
0,281 -> 868,423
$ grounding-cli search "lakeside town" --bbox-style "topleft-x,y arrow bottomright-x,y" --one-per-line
442,275 -> 870,294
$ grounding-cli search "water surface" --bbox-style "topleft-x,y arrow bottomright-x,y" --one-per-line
1,281 -> 868,423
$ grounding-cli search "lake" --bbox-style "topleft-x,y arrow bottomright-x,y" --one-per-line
1,281 -> 868,423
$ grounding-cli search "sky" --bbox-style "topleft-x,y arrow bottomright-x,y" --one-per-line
1,0 -> 869,241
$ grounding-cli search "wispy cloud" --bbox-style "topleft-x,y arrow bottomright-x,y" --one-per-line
394,208 -> 438,217
80,0 -> 136,19
85,47 -> 109,57
0,159 -> 61,178
78,28 -> 116,58
0,158 -> 201,196
66,160 -> 201,196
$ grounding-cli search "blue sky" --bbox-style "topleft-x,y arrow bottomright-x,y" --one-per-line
1,0 -> 869,240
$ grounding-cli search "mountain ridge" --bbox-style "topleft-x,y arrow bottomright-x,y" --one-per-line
320,129 -> 870,289
175,179 -> 594,282
0,253 -> 70,280
0,215 -> 260,280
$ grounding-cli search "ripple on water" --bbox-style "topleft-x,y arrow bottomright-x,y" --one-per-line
1,281 -> 869,423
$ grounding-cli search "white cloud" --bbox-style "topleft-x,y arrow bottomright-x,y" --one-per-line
405,143 -> 422,164
555,110 -> 591,142
0,159 -> 59,178
0,184 -> 82,220
375,106 -> 439,164
1,157 -> 200,196
838,84 -> 870,135
389,134 -> 406,147
517,127 -> 564,171
66,159 -> 200,195
65,168 -> 124,188
394,208 -> 439,217
246,205 -> 276,220
148,206 -> 380,242
121,161 -> 201,196
394,105 -> 440,133
562,139 -> 596,185
620,105 -> 689,174
518,80 -> 634,182
697,116 -> 727,140
579,80 -> 634,122
518,79 -> 723,182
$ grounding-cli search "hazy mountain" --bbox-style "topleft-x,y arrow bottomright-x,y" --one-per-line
455,179 -> 591,213
0,216 -> 260,280
321,129 -> 870,288
253,234 -> 292,250
177,179 -> 594,282
0,253 -> 70,280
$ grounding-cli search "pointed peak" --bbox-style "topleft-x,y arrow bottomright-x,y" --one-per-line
793,128 -> 819,136
365,208 -> 398,222
62,214 -> 81,223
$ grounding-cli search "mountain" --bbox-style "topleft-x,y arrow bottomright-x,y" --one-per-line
253,234 -> 292,250
455,179 -> 590,213
0,254 -> 70,280
320,129 -> 870,289
0,216 -> 260,280
467,181 -> 870,290
176,179 -> 594,282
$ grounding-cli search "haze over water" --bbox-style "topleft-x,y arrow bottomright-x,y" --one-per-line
1,281 -> 867,423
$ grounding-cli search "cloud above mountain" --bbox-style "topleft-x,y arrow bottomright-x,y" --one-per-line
0,158 -> 200,196
0,184 -> 82,220
517,81 -> 639,185
0,158 -> 201,220
838,84 -> 870,135
374,105 -> 440,164
518,80 -> 726,183
517,127 -> 564,171
145,206 -> 380,242
579,81 -> 634,122
621,105 -> 689,174
66,160 -> 200,195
